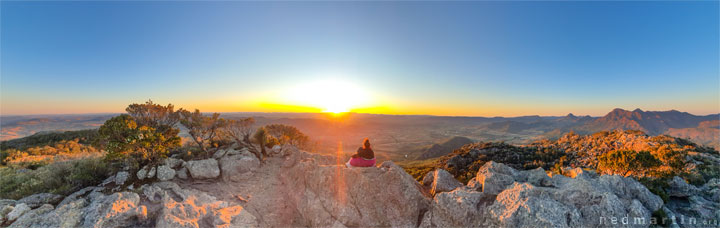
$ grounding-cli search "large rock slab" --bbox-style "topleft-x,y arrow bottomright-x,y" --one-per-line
185,159 -> 220,179
282,159 -> 431,227
149,182 -> 258,228
219,154 -> 260,181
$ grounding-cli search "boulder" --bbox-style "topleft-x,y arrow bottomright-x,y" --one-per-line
476,162 -> 517,195
176,167 -> 189,179
219,154 -> 260,181
420,188 -> 495,227
13,199 -> 87,228
666,176 -> 699,198
185,159 -> 220,179
17,193 -> 63,209
164,158 -> 184,169
0,205 -> 14,224
115,171 -> 130,185
7,204 -> 54,228
282,159 -> 431,227
156,165 -> 176,181
213,148 -> 229,159
422,169 -> 463,196
147,166 -> 157,179
6,203 -> 30,223
137,165 -> 150,180
524,167 -> 553,187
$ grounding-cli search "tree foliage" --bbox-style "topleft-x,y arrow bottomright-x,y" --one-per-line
125,100 -> 181,140
262,124 -> 310,149
179,109 -> 227,156
223,118 -> 263,161
98,114 -> 179,168
597,150 -> 662,177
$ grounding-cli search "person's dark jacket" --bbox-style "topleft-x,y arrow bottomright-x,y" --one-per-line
352,147 -> 375,159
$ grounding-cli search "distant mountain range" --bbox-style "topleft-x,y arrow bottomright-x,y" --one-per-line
544,109 -> 719,149
1,108 -> 718,156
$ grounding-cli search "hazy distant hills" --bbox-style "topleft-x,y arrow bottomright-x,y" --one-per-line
1,108 -> 718,158
0,114 -> 114,141
550,109 -> 720,149
578,108 -> 718,135
417,136 -> 474,159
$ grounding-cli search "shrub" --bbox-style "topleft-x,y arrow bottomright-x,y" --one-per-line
179,109 -> 227,157
0,158 -> 110,200
125,100 -> 181,137
262,124 -> 310,149
99,114 -> 179,169
597,150 -> 661,177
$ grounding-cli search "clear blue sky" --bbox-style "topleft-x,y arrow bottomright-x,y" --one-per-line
1,1 -> 718,116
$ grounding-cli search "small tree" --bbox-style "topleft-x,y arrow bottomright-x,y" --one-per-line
223,118 -> 263,161
178,109 -> 227,157
98,114 -> 179,169
263,124 -> 310,150
125,100 -> 181,138
252,127 -> 268,159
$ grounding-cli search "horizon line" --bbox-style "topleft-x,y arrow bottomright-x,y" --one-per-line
1,108 -> 718,119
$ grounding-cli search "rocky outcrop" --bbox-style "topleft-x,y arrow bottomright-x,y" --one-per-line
3,146 -> 700,228
185,159 -> 220,179
665,177 -> 720,227
421,161 -> 664,228
282,152 -> 431,227
666,176 -> 699,198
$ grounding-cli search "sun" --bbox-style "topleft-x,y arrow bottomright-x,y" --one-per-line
281,79 -> 370,114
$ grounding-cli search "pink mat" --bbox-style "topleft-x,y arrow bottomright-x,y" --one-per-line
347,157 -> 376,167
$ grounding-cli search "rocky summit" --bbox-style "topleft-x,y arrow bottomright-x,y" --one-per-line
0,146 -> 718,228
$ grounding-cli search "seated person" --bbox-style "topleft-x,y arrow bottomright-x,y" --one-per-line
346,138 -> 376,167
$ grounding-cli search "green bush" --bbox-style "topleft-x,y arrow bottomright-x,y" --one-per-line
99,114 -> 179,169
0,158 -> 110,200
597,150 -> 661,176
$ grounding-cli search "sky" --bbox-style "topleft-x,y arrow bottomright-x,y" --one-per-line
1,1 -> 718,117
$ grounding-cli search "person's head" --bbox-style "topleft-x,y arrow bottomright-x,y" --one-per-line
362,138 -> 371,149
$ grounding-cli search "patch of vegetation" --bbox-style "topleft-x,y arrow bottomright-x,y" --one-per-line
638,177 -> 670,203
0,157 -> 110,200
397,158 -> 442,182
0,129 -> 99,151
438,142 -> 567,183
2,139 -> 100,168
597,150 -> 661,177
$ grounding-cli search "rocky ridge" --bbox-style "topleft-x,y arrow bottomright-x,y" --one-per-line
0,145 -> 718,227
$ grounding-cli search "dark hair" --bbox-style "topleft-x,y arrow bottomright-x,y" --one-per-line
362,138 -> 371,149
